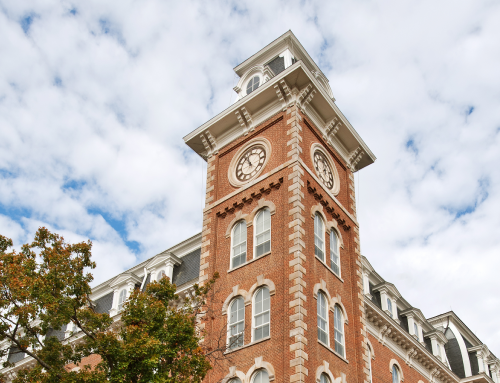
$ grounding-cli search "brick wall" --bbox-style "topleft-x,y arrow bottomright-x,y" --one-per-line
200,106 -> 367,383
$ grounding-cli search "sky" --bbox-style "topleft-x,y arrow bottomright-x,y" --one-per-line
1,0 -> 499,353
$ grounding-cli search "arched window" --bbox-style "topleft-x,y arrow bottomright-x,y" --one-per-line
255,209 -> 271,257
246,76 -> 260,95
392,364 -> 400,383
157,270 -> 165,280
320,373 -> 330,383
334,305 -> 345,356
228,297 -> 244,349
252,369 -> 269,383
314,213 -> 325,261
387,298 -> 393,318
230,379 -> 242,383
317,291 -> 329,345
118,289 -> 127,311
367,345 -> 373,383
330,230 -> 340,275
231,221 -> 247,268
253,287 -> 270,341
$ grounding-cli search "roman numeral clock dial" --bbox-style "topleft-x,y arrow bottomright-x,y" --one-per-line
236,146 -> 266,182
314,151 -> 334,190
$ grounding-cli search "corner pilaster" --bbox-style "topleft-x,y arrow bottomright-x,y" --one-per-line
286,106 -> 308,383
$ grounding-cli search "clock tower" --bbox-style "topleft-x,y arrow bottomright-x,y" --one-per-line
184,31 -> 376,383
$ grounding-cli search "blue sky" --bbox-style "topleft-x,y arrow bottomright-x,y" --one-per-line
1,0 -> 500,351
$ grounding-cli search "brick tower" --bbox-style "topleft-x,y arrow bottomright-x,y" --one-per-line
184,31 -> 376,383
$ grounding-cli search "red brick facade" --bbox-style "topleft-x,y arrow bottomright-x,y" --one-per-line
199,105 -> 372,383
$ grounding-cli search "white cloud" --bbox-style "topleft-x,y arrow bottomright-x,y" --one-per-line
0,0 -> 499,353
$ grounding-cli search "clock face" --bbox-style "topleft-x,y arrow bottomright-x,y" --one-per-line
313,151 -> 334,189
236,145 -> 266,182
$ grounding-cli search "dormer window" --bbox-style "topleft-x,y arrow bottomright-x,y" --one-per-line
157,270 -> 166,280
118,289 -> 127,311
387,298 -> 393,318
414,322 -> 419,341
246,76 -> 260,94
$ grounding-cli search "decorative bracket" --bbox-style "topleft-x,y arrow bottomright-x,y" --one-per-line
200,130 -> 218,158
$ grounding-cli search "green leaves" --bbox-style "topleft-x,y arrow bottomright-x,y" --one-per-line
0,228 -> 216,383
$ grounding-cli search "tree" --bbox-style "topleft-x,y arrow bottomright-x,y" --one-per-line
0,227 -> 221,383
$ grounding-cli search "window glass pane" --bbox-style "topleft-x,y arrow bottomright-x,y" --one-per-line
228,297 -> 244,349
387,298 -> 393,317
320,374 -> 330,383
334,305 -> 344,356
392,365 -> 399,383
232,222 -> 247,268
246,76 -> 260,95
255,210 -> 271,257
254,287 -> 270,341
330,231 -> 340,274
414,323 -> 419,340
253,370 -> 269,383
317,292 -> 328,344
314,214 -> 325,261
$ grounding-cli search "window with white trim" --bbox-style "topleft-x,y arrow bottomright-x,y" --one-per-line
387,298 -> 393,318
246,76 -> 260,95
252,370 -> 269,383
317,291 -> 329,345
314,213 -> 325,261
392,364 -> 400,383
334,305 -> 345,356
157,270 -> 165,280
330,230 -> 340,275
228,297 -> 244,349
320,373 -> 330,383
118,289 -> 127,311
255,209 -> 271,257
230,379 -> 242,383
231,221 -> 247,268
414,322 -> 419,341
253,287 -> 270,341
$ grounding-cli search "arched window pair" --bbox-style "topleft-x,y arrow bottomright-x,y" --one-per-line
317,291 -> 345,357
231,209 -> 271,269
314,213 -> 340,276
230,370 -> 269,383
228,286 -> 270,349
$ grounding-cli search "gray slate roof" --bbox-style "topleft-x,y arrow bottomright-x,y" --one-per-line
172,248 -> 200,286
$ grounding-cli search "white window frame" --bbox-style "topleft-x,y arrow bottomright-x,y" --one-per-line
254,208 -> 271,258
314,213 -> 325,261
330,229 -> 340,276
252,287 -> 270,342
246,75 -> 261,95
252,369 -> 269,383
231,221 -> 247,269
387,298 -> 393,318
118,288 -> 127,311
317,291 -> 329,346
413,322 -> 419,341
227,297 -> 245,349
334,305 -> 345,357
157,269 -> 165,281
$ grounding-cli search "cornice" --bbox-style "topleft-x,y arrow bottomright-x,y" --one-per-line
184,61 -> 376,171
372,282 -> 402,299
365,298 -> 459,383
427,312 -> 483,347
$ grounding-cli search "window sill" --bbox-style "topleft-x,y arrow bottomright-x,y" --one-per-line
318,340 -> 349,364
315,256 -> 344,283
228,252 -> 270,273
224,336 -> 271,354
